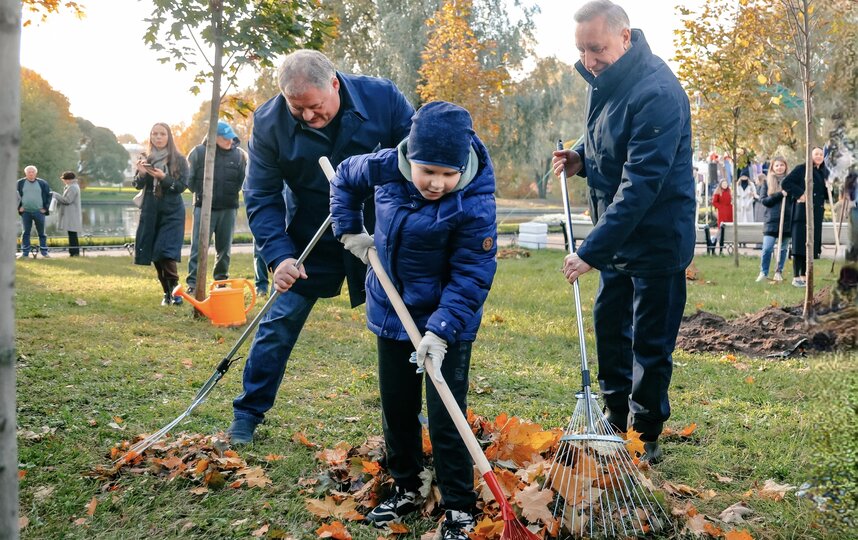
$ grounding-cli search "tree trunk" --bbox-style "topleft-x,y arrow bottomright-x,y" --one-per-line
0,1 -> 21,538
800,0 -> 815,320
193,0 -> 225,306
731,110 -> 740,267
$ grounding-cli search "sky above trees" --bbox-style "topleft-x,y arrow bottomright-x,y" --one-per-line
20,0 -> 700,140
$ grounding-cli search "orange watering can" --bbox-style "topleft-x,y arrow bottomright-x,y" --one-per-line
173,279 -> 256,327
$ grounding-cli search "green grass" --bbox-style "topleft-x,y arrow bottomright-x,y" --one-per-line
14,253 -> 855,539
81,186 -> 194,204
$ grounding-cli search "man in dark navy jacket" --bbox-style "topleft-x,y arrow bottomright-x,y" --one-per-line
228,50 -> 415,443
553,0 -> 695,463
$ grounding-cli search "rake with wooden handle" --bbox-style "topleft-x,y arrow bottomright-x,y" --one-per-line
542,140 -> 669,538
320,156 -> 538,539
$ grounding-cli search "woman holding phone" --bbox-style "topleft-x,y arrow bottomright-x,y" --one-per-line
133,122 -> 189,305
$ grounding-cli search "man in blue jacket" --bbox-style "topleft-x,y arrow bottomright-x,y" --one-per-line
553,0 -> 695,463
185,121 -> 247,294
227,49 -> 415,443
17,165 -> 53,259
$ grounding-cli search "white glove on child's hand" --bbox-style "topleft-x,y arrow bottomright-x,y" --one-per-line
340,232 -> 374,264
410,331 -> 447,383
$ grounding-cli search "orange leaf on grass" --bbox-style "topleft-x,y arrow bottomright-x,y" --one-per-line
306,496 -> 364,521
316,520 -> 352,539
293,431 -> 318,448
18,470 -> 26,480
85,497 -> 98,516
265,454 -> 285,462
386,522 -> 409,533
473,515 -> 505,535
624,428 -> 646,456
725,529 -> 755,540
251,523 -> 269,537
362,460 -> 381,476
316,443 -> 350,466
679,423 -> 698,437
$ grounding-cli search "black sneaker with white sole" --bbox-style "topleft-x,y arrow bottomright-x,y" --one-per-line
441,510 -> 475,540
364,485 -> 419,527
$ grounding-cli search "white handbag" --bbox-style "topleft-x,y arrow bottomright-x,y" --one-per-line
132,189 -> 145,208
49,197 -> 58,213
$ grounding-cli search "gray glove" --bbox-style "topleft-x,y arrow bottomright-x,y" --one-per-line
410,331 -> 447,383
340,232 -> 374,264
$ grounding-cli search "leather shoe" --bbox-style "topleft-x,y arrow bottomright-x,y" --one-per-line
640,440 -> 663,464
603,407 -> 629,433
227,419 -> 257,445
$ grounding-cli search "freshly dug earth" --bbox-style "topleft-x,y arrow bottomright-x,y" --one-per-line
678,287 -> 857,358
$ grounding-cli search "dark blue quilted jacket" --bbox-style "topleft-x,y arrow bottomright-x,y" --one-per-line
330,136 -> 497,343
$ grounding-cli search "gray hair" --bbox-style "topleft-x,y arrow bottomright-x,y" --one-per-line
574,0 -> 630,33
24,165 -> 37,174
277,50 -> 337,97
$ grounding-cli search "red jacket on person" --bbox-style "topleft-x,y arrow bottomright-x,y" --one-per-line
712,189 -> 733,226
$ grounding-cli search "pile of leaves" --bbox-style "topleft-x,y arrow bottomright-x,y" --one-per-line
299,412 -> 761,539
92,418 -> 792,539
91,432 -> 273,494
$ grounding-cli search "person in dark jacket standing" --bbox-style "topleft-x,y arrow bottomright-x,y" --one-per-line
782,146 -> 829,287
227,50 -> 415,444
757,157 -> 791,282
330,102 -> 496,538
16,165 -> 52,259
552,0 -> 695,464
184,121 -> 247,294
133,122 -> 190,305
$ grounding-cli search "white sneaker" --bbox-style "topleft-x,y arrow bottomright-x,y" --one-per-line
755,272 -> 767,282
773,272 -> 783,282
792,277 -> 806,288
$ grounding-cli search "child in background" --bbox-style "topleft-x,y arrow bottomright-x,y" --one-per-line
329,101 -> 497,539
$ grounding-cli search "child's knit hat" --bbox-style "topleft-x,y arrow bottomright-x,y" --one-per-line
406,101 -> 474,173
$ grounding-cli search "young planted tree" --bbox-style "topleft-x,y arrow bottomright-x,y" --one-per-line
144,0 -> 330,302
779,0 -> 821,319
675,0 -> 778,267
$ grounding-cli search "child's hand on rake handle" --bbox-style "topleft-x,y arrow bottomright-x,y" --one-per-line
410,331 -> 447,382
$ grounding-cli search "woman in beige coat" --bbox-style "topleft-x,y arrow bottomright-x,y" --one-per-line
52,171 -> 82,256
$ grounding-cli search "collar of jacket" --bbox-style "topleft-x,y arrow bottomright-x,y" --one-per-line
575,28 -> 650,91
282,72 -> 369,138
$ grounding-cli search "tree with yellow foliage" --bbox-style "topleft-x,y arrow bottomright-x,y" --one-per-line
674,0 -> 780,267
417,0 -> 509,147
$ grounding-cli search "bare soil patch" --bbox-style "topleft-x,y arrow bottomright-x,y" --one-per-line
678,287 -> 857,358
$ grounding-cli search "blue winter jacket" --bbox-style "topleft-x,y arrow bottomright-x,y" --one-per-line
244,73 -> 414,306
329,136 -> 497,343
573,29 -> 696,277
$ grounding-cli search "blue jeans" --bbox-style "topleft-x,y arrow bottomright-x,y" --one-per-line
253,243 -> 269,293
592,269 -> 686,441
760,234 -> 788,276
232,291 -> 317,424
21,210 -> 48,255
186,207 -> 237,287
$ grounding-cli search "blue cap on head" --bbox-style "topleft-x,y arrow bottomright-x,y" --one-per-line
406,101 -> 474,173
217,121 -> 238,141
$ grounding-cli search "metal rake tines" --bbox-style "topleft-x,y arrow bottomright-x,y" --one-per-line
544,393 -> 668,538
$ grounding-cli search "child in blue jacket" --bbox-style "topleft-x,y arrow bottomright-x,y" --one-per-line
330,101 -> 497,539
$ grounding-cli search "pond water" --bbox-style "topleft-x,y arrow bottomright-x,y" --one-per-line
17,203 -> 251,239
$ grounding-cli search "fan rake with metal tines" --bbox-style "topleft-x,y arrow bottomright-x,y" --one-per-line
543,140 -> 670,538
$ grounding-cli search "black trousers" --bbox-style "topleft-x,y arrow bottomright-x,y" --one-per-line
793,254 -> 806,278
67,231 -> 79,256
153,259 -> 179,293
592,269 -> 687,441
377,337 -> 476,512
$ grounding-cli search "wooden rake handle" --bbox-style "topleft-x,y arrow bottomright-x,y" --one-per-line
320,156 -> 510,511
366,249 -> 493,476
